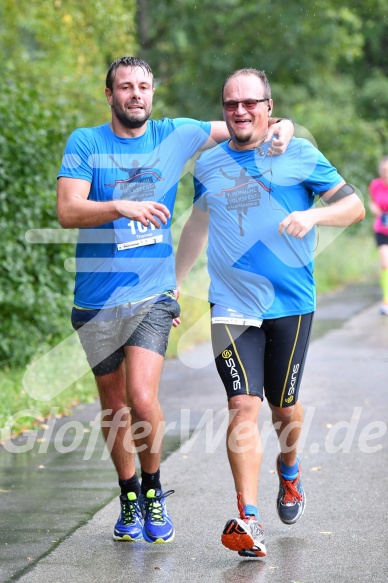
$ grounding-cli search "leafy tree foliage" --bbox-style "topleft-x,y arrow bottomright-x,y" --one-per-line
0,0 -> 137,125
138,0 -> 364,118
0,82 -> 75,365
0,0 -> 137,366
138,0 -> 388,196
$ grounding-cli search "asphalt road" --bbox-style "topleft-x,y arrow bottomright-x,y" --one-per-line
1,283 -> 387,583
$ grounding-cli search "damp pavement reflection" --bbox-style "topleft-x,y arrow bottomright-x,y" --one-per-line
0,406 -> 182,582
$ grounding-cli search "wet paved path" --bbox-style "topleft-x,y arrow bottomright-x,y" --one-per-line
1,283 -> 387,582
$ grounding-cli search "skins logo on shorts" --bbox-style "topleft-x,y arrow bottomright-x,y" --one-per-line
222,349 -> 232,359
285,364 -> 299,403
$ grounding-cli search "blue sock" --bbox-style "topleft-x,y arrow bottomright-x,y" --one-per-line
280,456 -> 300,480
243,504 -> 260,521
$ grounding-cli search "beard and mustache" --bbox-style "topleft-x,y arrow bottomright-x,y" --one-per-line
111,97 -> 152,129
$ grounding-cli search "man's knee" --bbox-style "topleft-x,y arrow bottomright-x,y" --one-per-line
269,401 -> 302,422
228,394 -> 262,420
128,391 -> 160,422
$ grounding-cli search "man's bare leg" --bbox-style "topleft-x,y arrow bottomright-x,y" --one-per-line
123,345 -> 175,543
269,400 -> 306,525
123,345 -> 165,473
226,394 -> 263,507
269,401 -> 303,465
95,362 -> 136,480
94,345 -> 166,478
222,394 -> 266,557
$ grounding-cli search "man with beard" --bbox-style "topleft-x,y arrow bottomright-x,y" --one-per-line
57,57 -> 294,546
175,68 -> 365,557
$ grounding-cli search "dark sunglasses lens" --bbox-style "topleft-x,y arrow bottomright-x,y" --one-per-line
243,100 -> 259,108
224,101 -> 238,111
223,99 -> 263,111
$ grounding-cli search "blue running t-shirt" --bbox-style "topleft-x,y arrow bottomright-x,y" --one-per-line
58,119 -> 210,308
193,137 -> 343,319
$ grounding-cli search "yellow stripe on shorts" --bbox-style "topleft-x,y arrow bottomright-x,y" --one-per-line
279,315 -> 302,406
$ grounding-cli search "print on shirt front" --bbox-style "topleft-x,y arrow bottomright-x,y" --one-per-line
106,154 -> 163,196
216,166 -> 271,236
106,152 -> 165,251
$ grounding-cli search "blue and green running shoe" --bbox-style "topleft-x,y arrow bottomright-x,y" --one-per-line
113,492 -> 143,541
141,488 -> 175,544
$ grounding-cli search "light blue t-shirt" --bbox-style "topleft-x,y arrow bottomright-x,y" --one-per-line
193,137 -> 343,319
58,118 -> 210,308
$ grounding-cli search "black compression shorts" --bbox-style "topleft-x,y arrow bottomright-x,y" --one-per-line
375,232 -> 388,247
211,313 -> 314,408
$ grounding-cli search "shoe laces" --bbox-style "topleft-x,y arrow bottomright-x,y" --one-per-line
237,492 -> 248,521
237,492 -> 260,525
121,496 -> 139,525
236,492 -> 264,547
280,474 -> 303,504
145,489 -> 174,524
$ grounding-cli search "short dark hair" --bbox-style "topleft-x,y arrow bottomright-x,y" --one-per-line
106,57 -> 154,91
221,68 -> 271,101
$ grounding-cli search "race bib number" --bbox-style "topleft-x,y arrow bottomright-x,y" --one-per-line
211,305 -> 263,328
116,220 -> 164,251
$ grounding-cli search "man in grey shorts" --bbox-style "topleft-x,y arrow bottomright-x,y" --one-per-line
57,56 -> 294,545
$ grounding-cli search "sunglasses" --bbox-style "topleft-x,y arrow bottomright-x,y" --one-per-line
222,98 -> 269,112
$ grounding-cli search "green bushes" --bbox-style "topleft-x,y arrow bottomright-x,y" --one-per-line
0,82 -> 75,366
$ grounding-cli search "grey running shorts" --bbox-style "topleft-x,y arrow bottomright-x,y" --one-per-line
71,294 -> 180,377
